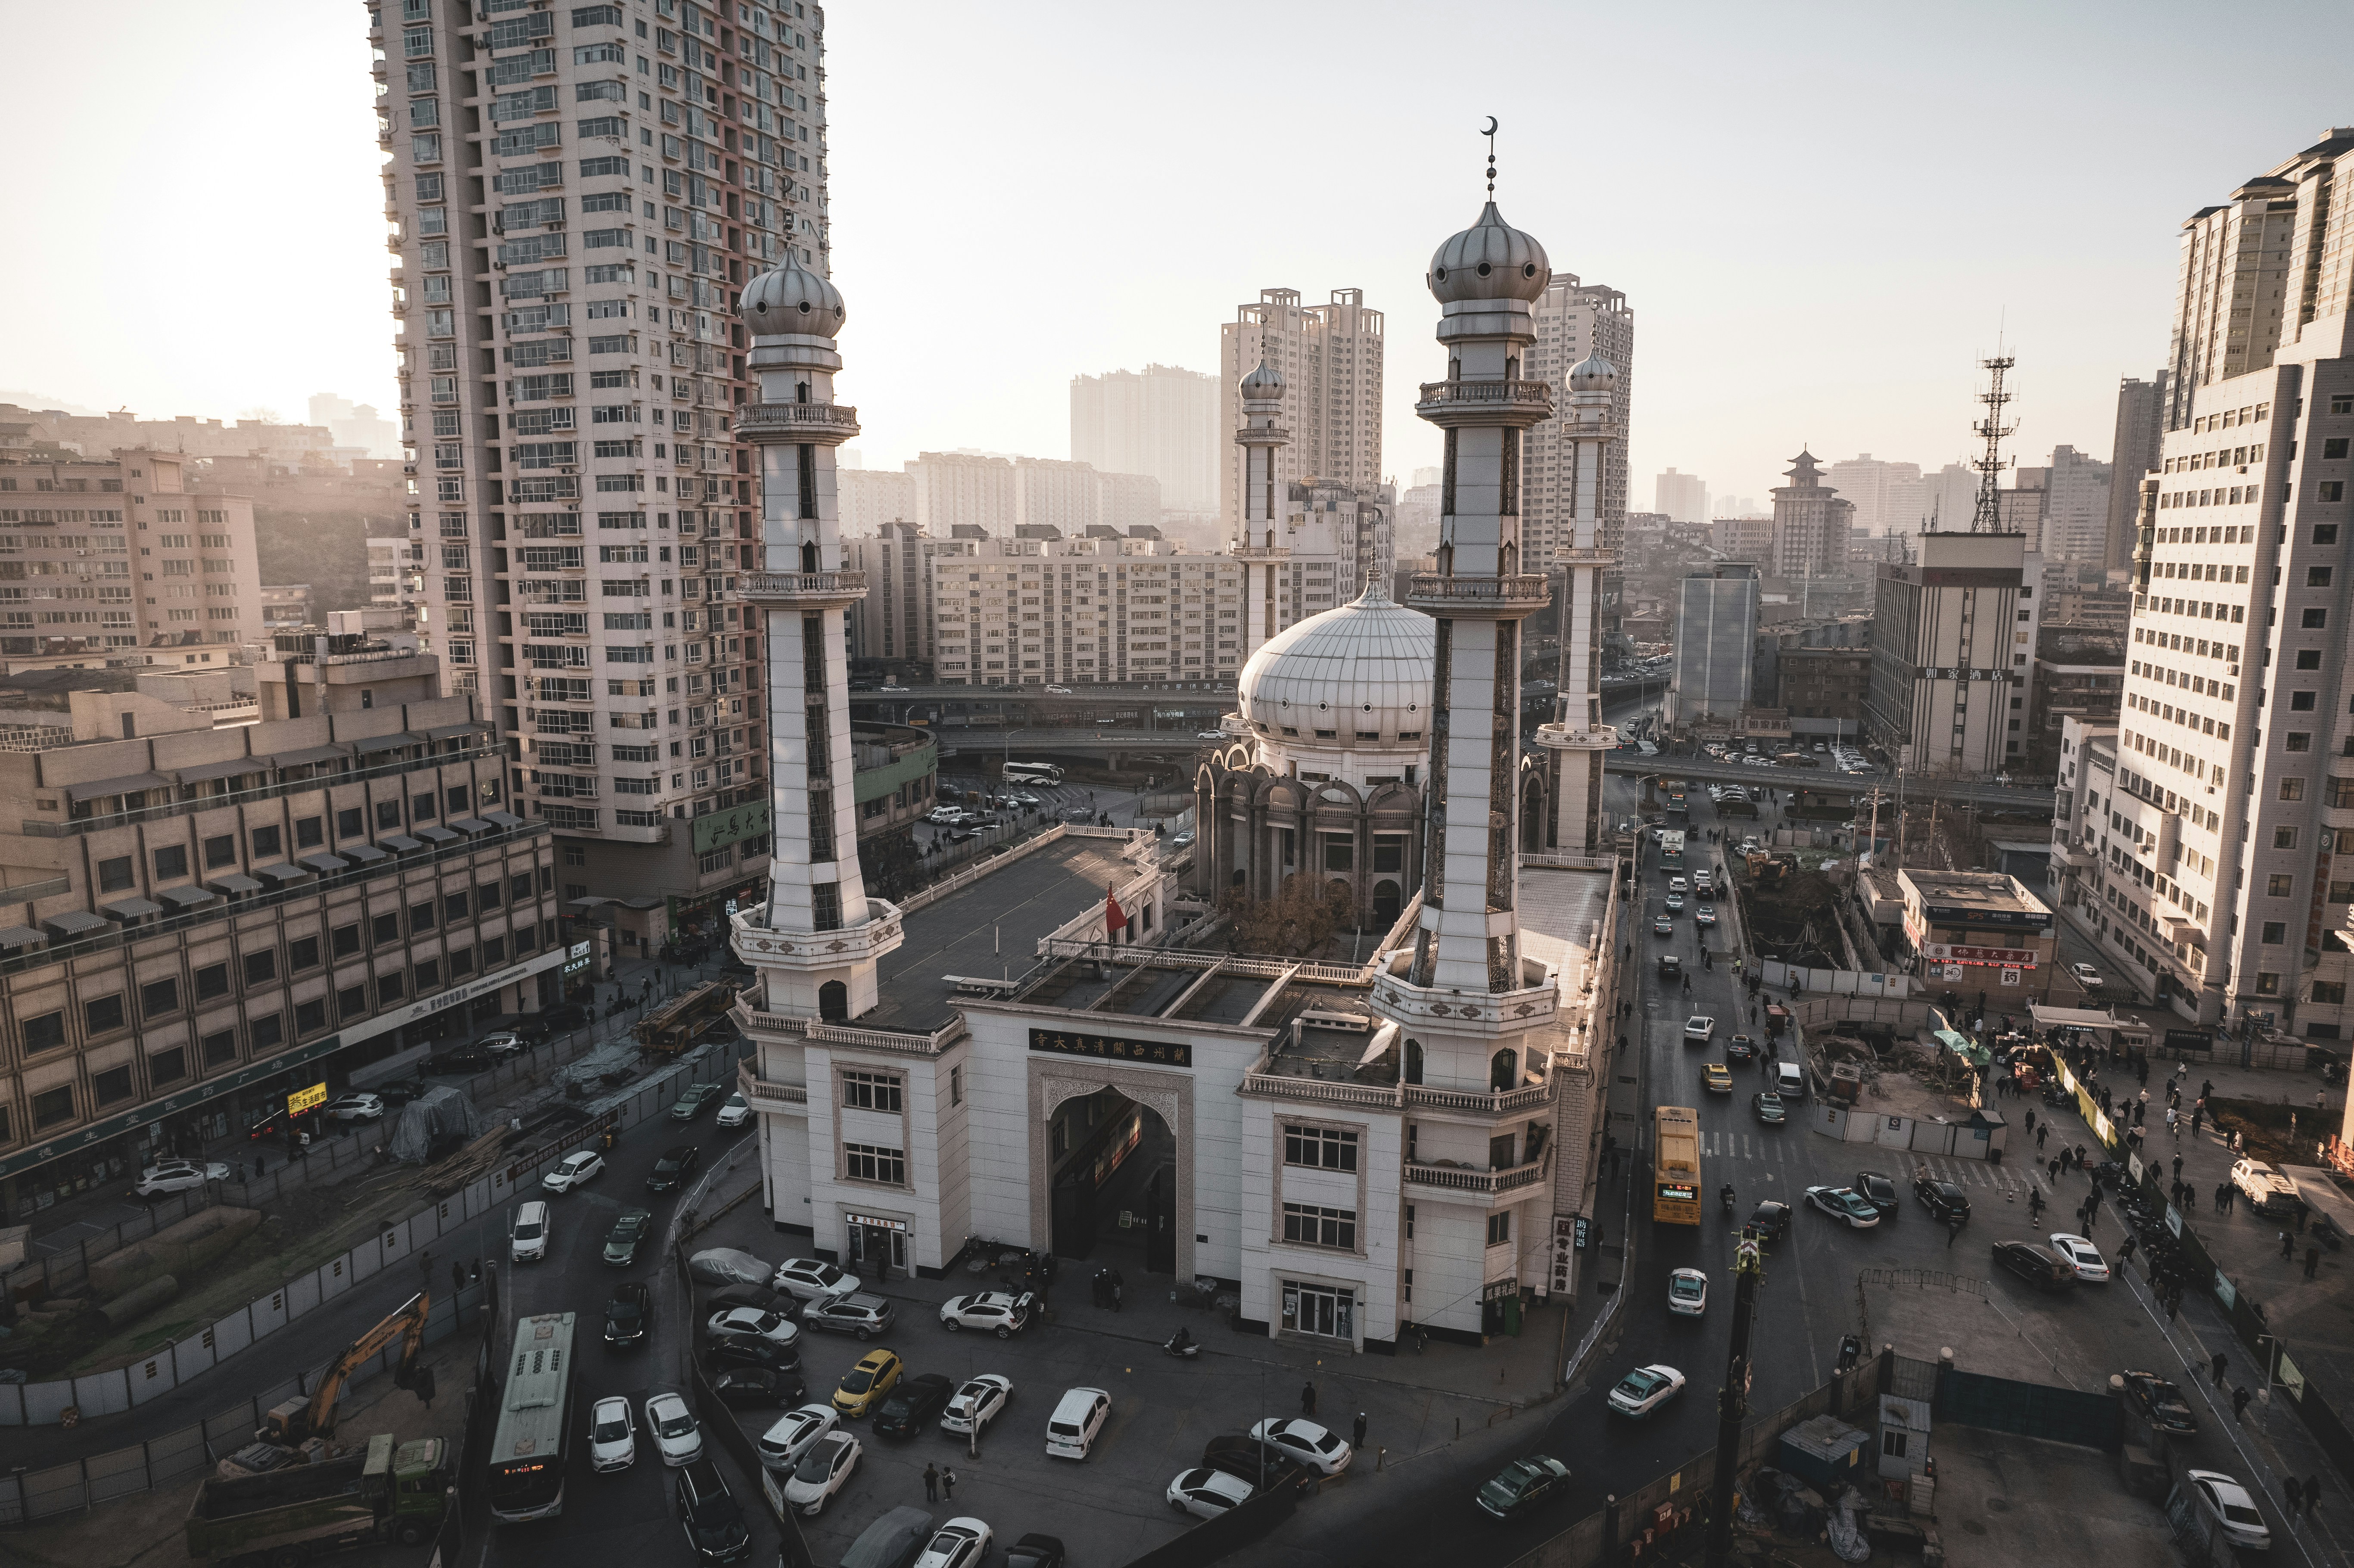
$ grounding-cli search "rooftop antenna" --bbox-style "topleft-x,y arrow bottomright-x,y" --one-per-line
1482,115 -> 1498,197
1971,334 -> 2016,534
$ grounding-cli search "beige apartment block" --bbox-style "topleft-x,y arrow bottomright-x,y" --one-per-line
1218,289 -> 1383,530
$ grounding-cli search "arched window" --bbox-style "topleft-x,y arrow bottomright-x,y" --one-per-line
1490,1047 -> 1517,1092
1372,879 -> 1401,927
801,540 -> 820,574
1231,867 -> 1247,887
818,980 -> 848,1022
1403,1039 -> 1423,1085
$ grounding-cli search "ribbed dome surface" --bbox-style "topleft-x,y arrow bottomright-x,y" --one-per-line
1427,201 -> 1551,304
1237,581 -> 1435,745
1568,352 -> 1618,392
742,256 -> 846,339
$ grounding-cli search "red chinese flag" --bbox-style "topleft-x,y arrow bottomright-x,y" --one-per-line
1105,885 -> 1128,933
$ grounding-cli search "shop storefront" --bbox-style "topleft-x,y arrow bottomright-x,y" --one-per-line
1279,1277 -> 1356,1343
844,1208 -> 911,1279
667,876 -> 766,961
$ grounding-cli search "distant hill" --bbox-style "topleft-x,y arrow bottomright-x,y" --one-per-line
0,391 -> 109,419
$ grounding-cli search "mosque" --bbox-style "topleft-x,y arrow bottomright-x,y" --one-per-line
731,165 -> 1628,1350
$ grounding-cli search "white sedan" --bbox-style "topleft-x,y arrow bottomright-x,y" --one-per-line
773,1257 -> 859,1303
1683,1016 -> 1716,1043
1607,1364 -> 1688,1418
645,1391 -> 703,1467
913,1518 -> 993,1568
131,1161 -> 230,1197
2049,1232 -> 2111,1282
782,1431 -> 861,1516
757,1404 -> 840,1472
1668,1268 -> 1708,1316
716,1092 -> 752,1129
2183,1469 -> 2271,1552
588,1396 -> 637,1472
707,1307 -> 801,1350
939,1291 -> 1032,1338
1249,1417 -> 1353,1475
324,1093 -> 384,1122
940,1374 -> 1012,1436
541,1150 -> 604,1193
1168,1467 -> 1255,1520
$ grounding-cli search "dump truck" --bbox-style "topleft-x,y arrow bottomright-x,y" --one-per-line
634,979 -> 739,1056
186,1434 -> 450,1567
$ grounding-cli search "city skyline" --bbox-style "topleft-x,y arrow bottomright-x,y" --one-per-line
6,3 -> 2354,510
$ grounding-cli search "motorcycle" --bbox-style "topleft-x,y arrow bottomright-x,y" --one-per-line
1162,1332 -> 1200,1360
1835,1334 -> 1864,1372
1721,1187 -> 1737,1218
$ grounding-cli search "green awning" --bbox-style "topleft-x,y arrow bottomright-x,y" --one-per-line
1935,1029 -> 1990,1068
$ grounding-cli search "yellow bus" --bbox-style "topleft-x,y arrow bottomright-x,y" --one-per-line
1653,1106 -> 1702,1226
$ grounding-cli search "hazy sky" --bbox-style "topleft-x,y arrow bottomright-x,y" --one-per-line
6,1 -> 2354,508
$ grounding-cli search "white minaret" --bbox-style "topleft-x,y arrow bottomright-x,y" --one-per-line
729,257 -> 904,1022
1535,351 -> 1621,854
1232,358 -> 1291,663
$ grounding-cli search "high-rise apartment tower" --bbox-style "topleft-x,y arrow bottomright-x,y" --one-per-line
1218,289 -> 1383,529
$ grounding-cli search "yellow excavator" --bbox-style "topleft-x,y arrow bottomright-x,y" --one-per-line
265,1290 -> 433,1446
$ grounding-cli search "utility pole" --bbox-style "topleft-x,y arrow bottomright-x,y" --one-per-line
1703,1232 -> 1766,1568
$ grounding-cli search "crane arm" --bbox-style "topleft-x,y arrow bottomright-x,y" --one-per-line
305,1290 -> 431,1437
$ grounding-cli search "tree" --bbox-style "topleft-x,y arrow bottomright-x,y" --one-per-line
1221,876 -> 1352,958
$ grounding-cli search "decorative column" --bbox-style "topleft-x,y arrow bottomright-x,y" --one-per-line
1535,352 -> 1620,855
728,258 -> 903,1023
1231,359 -> 1291,662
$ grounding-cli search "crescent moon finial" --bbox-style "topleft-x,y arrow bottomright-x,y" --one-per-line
1482,117 -> 1498,197
1482,115 -> 1498,136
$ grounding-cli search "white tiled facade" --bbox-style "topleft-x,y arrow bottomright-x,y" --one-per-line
374,0 -> 828,928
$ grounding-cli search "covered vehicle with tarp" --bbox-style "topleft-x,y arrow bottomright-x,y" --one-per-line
386,1085 -> 480,1164
1934,1028 -> 1991,1071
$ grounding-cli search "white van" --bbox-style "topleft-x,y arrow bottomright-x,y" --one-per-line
511,1199 -> 551,1263
1045,1387 -> 1111,1460
1772,1061 -> 1806,1101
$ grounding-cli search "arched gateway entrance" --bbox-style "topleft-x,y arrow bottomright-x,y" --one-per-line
1029,1063 -> 1194,1282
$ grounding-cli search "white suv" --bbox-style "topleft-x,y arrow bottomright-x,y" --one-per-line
1045,1387 -> 1110,1460
510,1200 -> 551,1263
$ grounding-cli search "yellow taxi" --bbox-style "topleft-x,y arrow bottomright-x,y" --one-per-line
832,1347 -> 903,1417
1702,1063 -> 1733,1095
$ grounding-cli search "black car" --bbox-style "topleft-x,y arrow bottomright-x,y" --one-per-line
1853,1171 -> 1900,1221
1725,1033 -> 1757,1062
706,1282 -> 800,1320
869,1372 -> 954,1440
424,1045 -> 492,1074
1005,1536 -> 1066,1568
676,1459 -> 753,1563
542,1002 -> 591,1032
604,1281 -> 652,1348
2122,1369 -> 2199,1434
604,1207 -> 655,1266
1915,1175 -> 1971,1223
647,1144 -> 702,1193
375,1078 -> 427,1108
707,1335 -> 800,1374
1991,1240 -> 2075,1292
712,1367 -> 805,1409
1744,1200 -> 1792,1242
1200,1434 -> 1309,1489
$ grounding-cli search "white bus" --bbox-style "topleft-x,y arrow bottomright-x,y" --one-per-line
1002,762 -> 1065,786
486,1313 -> 576,1523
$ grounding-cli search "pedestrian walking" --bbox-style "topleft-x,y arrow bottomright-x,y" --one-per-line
2213,1350 -> 2229,1388
1302,1380 -> 1318,1418
237,1160 -> 248,1182
2307,1247 -> 2322,1280
2296,1204 -> 2308,1233
942,1466 -> 956,1500
1947,1217 -> 1963,1248
2048,1155 -> 2062,1182
2119,1235 -> 2138,1266
2036,1125 -> 2048,1151
2282,1230 -> 2296,1261
2233,1386 -> 2252,1423
2025,1108 -> 2037,1136
2167,1106 -> 2180,1136
1353,1412 -> 1368,1449
923,1464 -> 939,1503
2173,1154 -> 2183,1183
452,1261 -> 468,1296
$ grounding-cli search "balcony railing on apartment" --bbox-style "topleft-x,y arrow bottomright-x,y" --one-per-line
22,742 -> 501,839
1402,1150 -> 1552,1195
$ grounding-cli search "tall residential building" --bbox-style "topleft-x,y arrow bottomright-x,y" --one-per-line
366,534 -> 424,632
1653,468 -> 1706,525
1920,462 -> 1978,534
1825,455 -> 1925,538
2105,373 -> 2168,569
1713,515 -> 1774,561
843,521 -> 950,670
1217,289 -> 1383,529
0,448 -> 260,675
909,452 -> 1016,535
838,467 -> 915,534
1768,451 -> 1853,579
2038,445 -> 2114,564
2083,126 -> 2354,1038
1068,364 -> 1218,514
929,534 -> 1242,687
376,0 -> 827,951
1667,565 -> 1759,725
1523,276 -> 1634,564
1863,529 -> 2031,779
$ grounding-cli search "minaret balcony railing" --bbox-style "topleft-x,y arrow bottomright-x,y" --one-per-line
1535,719 -> 1619,752
738,402 -> 862,438
1552,546 -> 1617,568
1234,425 -> 1292,444
1416,379 -> 1555,420
1405,574 -> 1551,617
732,569 -> 869,608
1229,544 -> 1291,560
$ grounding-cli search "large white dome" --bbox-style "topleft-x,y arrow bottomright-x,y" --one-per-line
1237,581 -> 1435,747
